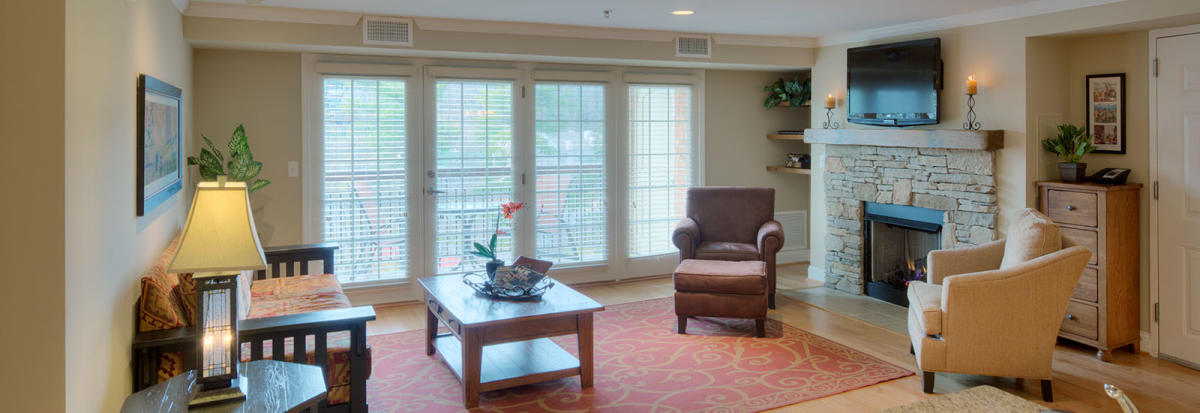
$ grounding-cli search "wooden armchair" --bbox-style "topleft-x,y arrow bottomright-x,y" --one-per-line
132,244 -> 376,413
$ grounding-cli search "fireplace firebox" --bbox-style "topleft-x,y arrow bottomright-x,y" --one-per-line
863,202 -> 943,307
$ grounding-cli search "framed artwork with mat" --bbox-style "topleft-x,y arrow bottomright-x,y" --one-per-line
137,74 -> 183,216
1086,73 -> 1126,154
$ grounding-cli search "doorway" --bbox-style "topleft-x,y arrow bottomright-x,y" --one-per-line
1151,24 -> 1200,369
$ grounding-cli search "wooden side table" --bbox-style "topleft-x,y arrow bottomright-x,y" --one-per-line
121,360 -> 326,413
419,274 -> 604,408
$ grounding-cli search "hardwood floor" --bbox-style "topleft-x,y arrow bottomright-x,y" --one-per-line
366,263 -> 1200,411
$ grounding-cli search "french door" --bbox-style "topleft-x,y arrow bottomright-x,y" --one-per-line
424,69 -> 520,276
314,63 -> 694,287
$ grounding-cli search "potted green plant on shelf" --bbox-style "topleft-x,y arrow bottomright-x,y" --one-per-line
1042,123 -> 1097,183
763,76 -> 811,109
186,124 -> 271,192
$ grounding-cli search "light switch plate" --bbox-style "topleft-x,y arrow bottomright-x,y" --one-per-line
288,161 -> 299,178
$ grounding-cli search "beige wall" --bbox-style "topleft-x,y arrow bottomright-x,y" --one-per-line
807,21 -> 1032,277
809,0 -> 1200,332
193,49 -> 303,246
183,16 -> 813,70
0,1 -> 67,411
192,51 -> 815,251
1027,31 -> 1152,329
704,70 -> 812,212
64,0 -> 192,412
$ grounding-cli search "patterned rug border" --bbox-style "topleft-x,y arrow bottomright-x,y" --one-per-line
368,296 -> 914,412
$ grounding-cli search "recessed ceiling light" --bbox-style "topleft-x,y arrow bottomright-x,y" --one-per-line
671,10 -> 695,16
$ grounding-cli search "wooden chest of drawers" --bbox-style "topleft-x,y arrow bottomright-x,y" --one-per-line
1037,181 -> 1141,361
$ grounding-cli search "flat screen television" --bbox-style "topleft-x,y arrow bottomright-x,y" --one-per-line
847,38 -> 942,127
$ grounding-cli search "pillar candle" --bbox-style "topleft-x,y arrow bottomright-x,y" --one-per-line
967,75 -> 978,95
824,94 -> 836,109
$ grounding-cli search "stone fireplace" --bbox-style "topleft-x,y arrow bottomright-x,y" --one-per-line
806,129 -> 1003,297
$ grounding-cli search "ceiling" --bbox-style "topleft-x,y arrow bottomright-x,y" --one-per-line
194,0 -> 1118,39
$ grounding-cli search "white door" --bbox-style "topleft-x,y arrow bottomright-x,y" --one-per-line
1157,30 -> 1200,367
424,70 -> 521,276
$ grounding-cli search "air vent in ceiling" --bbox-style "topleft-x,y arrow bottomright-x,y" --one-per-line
363,16 -> 413,47
676,35 -> 711,58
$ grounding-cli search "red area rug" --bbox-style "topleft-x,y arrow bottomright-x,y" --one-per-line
367,297 -> 911,412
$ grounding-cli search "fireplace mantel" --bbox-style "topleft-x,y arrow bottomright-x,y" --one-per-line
804,128 -> 1004,151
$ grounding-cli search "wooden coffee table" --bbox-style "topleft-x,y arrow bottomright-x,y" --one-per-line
419,274 -> 604,408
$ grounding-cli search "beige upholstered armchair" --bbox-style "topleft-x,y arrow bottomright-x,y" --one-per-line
672,187 -> 784,308
907,208 -> 1091,402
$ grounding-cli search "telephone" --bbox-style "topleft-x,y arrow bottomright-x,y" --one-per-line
1088,168 -> 1131,185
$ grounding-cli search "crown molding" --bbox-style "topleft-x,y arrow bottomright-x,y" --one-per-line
189,39 -> 807,71
171,0 -> 188,13
183,1 -> 362,26
817,0 -> 1125,47
414,16 -> 675,42
415,17 -> 815,47
712,33 -> 817,48
182,2 -> 814,48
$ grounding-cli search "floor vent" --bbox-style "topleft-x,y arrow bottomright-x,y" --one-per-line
363,16 -> 413,47
676,35 -> 711,58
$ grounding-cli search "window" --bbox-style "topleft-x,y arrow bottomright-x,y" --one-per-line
534,83 -> 606,265
627,85 -> 693,257
308,63 -> 700,288
432,79 -> 514,275
321,76 -> 408,283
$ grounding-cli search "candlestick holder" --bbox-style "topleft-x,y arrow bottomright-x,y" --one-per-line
822,107 -> 840,129
963,94 -> 981,130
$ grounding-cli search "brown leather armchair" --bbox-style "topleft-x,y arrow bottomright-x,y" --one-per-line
672,187 -> 785,308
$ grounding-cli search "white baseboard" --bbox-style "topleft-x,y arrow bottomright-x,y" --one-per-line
778,248 -> 810,264
1141,331 -> 1157,357
807,265 -> 826,283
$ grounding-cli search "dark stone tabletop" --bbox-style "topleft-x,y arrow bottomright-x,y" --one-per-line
121,359 -> 326,413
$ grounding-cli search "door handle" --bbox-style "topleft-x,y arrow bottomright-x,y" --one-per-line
427,188 -> 445,195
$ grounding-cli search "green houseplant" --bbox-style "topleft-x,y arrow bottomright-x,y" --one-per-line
1041,124 -> 1097,182
186,124 -> 271,192
763,76 -> 811,109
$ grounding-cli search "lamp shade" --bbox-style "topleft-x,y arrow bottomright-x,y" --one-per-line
168,180 -> 266,273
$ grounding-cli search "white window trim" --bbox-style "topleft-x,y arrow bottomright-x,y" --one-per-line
302,56 -> 422,286
301,53 -> 704,300
622,75 -> 706,266
528,76 -> 614,270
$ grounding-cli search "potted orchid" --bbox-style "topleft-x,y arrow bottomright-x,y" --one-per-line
470,201 -> 524,277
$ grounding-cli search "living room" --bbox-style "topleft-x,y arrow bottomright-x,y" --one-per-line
4,0 -> 1200,411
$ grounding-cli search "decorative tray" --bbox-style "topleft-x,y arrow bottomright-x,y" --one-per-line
462,272 -> 555,300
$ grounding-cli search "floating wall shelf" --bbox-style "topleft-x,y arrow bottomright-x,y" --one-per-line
766,134 -> 806,141
766,166 -> 812,175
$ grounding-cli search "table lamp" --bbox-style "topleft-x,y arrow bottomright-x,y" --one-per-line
167,176 -> 266,407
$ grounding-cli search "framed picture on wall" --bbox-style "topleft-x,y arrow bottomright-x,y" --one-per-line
137,74 -> 183,216
1085,73 -> 1125,154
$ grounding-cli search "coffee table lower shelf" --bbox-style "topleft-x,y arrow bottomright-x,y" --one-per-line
433,334 -> 581,393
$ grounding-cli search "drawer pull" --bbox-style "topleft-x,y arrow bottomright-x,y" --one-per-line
1066,314 -> 1076,321
1066,204 -> 1076,211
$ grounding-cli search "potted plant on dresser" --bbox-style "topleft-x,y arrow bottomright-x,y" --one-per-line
1042,124 -> 1097,182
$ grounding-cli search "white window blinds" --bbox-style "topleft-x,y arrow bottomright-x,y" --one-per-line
432,79 -> 515,275
534,83 -> 607,265
627,85 -> 693,257
321,76 -> 408,283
